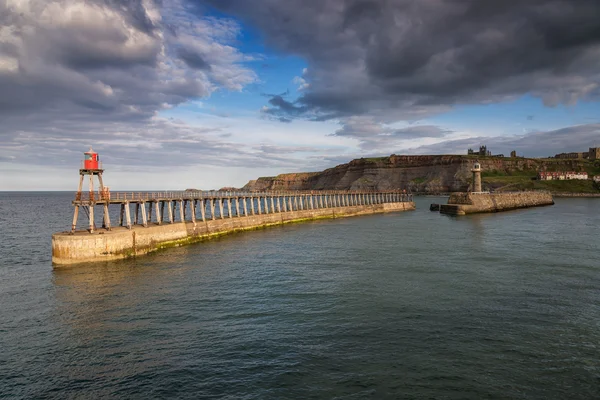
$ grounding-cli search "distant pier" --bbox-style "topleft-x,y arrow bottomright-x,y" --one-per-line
437,191 -> 554,215
432,161 -> 554,216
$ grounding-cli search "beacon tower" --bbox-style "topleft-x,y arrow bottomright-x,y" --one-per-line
71,147 -> 111,233
471,161 -> 482,193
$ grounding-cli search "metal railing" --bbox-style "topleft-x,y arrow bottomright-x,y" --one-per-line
74,190 -> 414,202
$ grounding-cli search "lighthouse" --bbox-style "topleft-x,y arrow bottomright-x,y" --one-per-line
71,147 -> 111,233
471,161 -> 482,193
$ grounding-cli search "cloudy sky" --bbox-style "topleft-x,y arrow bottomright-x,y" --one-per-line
1,0 -> 599,190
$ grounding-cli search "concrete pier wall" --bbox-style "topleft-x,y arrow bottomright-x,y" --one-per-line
440,191 -> 554,215
53,201 -> 415,265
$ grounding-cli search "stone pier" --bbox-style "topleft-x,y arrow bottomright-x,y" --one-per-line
53,190 -> 415,265
439,191 -> 554,216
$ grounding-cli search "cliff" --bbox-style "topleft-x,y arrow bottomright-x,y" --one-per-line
243,155 -> 600,194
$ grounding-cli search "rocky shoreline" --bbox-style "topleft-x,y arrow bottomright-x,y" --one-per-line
552,192 -> 600,198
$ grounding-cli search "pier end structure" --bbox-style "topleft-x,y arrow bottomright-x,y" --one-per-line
439,191 -> 554,215
436,162 -> 554,215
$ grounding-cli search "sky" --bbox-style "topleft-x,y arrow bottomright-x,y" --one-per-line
1,0 -> 599,190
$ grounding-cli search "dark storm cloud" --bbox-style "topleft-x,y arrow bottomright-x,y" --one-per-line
97,0 -> 160,35
201,0 -> 600,121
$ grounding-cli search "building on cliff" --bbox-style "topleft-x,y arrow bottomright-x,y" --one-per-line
538,171 -> 588,181
468,145 -> 491,156
554,152 -> 587,159
553,147 -> 600,160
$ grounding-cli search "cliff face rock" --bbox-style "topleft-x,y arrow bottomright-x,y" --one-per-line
243,155 -> 593,193
244,172 -> 321,191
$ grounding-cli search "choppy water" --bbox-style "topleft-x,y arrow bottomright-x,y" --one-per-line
1,192 -> 599,399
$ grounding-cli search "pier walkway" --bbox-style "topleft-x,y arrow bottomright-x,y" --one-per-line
71,190 -> 413,233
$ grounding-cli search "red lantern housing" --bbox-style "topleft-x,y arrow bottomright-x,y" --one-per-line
83,147 -> 100,170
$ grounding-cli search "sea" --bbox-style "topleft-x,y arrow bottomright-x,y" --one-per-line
1,192 -> 599,399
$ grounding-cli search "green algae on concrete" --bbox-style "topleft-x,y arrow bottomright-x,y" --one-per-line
52,202 -> 415,266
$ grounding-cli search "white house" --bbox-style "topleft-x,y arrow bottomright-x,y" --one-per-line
565,171 -> 588,180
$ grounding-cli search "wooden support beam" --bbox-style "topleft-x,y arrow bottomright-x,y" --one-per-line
89,205 -> 94,233
71,205 -> 79,233
141,202 -> 148,227
168,201 -> 174,223
125,202 -> 132,229
257,196 -> 262,214
190,200 -> 196,226
250,197 -> 255,215
103,204 -> 111,230
179,200 -> 185,222
270,196 -> 275,213
200,199 -> 206,222
227,198 -> 233,218
155,201 -> 161,225
148,201 -> 153,223
219,199 -> 225,219
210,199 -> 216,220
88,174 -> 94,203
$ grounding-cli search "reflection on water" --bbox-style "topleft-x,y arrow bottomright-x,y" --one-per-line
1,194 -> 600,398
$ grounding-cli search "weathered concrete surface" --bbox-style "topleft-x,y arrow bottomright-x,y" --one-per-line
52,202 -> 415,266
440,192 -> 554,216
